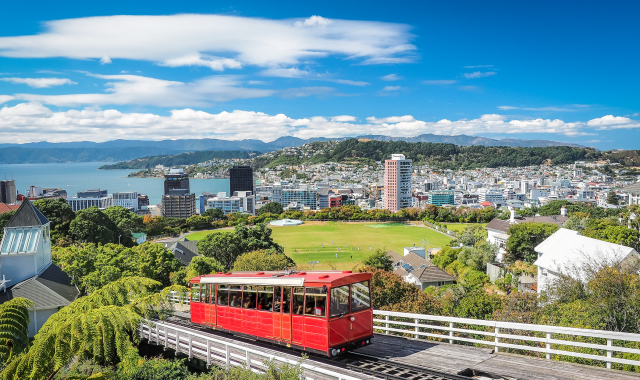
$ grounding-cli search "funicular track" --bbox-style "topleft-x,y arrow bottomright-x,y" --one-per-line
160,314 -> 490,380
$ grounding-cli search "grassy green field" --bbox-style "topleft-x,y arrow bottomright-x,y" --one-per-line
441,223 -> 487,232
186,228 -> 233,241
186,222 -> 453,270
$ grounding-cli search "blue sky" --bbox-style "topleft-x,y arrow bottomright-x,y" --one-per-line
0,0 -> 638,150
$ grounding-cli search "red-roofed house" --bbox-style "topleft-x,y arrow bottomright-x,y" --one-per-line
0,203 -> 19,215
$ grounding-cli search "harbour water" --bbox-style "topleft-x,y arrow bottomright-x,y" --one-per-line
0,162 -> 229,205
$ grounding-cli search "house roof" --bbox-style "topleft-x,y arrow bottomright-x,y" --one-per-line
387,250 -> 455,283
5,201 -> 49,228
412,265 -> 456,283
534,228 -> 638,278
0,203 -> 19,215
0,263 -> 79,309
621,182 -> 640,195
170,240 -> 199,266
486,215 -> 568,233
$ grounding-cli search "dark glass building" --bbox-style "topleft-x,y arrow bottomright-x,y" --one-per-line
0,180 -> 17,204
164,169 -> 190,195
229,166 -> 253,196
162,169 -> 195,218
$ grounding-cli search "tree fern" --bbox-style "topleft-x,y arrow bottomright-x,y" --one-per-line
0,298 -> 34,364
0,277 -> 184,380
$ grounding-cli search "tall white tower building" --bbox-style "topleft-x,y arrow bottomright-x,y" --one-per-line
384,154 -> 412,212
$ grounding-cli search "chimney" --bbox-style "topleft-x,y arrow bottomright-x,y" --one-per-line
509,206 -> 516,223
560,205 -> 567,217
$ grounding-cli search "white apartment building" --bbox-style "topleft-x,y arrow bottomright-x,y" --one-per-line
477,188 -> 505,207
206,191 -> 255,215
67,189 -> 113,212
112,191 -> 138,211
384,154 -> 412,212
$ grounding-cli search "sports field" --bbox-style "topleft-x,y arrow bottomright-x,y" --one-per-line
187,222 -> 453,270
441,223 -> 487,232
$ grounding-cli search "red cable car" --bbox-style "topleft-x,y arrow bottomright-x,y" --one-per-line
189,270 -> 374,356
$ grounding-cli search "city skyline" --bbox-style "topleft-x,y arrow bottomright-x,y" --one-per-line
0,1 -> 638,150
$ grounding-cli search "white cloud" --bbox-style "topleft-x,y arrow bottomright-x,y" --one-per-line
0,103 -> 633,143
0,95 -> 15,104
328,79 -> 369,86
381,74 -> 400,81
278,86 -> 337,99
498,105 -> 519,110
587,115 -> 640,129
634,113 -> 640,117
422,80 -> 457,85
0,77 -> 77,88
458,85 -> 481,92
260,68 -> 310,78
463,71 -> 497,79
382,86 -> 401,91
100,56 -> 112,64
0,14 -> 415,70
464,65 -> 493,68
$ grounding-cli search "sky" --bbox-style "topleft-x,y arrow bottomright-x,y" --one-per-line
0,0 -> 638,150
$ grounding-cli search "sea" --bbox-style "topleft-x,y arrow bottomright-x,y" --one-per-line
0,162 -> 229,205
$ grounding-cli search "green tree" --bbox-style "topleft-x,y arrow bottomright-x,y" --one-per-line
186,215 -> 212,230
103,206 -> 144,235
197,232 -> 244,271
203,207 -> 224,220
171,256 -> 225,286
69,207 -> 119,245
454,224 -> 488,247
582,224 -> 640,250
232,249 -> 294,272
258,202 -> 284,216
234,223 -> 284,254
432,246 -> 460,269
505,222 -> 559,263
457,242 -> 497,271
32,198 -> 75,241
606,189 -> 619,206
362,248 -> 394,271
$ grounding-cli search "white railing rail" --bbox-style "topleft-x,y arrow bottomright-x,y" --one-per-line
140,319 -> 362,380
168,291 -> 190,304
374,310 -> 640,370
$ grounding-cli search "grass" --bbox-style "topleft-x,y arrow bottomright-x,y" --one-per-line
441,223 -> 487,233
186,222 -> 453,270
186,228 -> 233,241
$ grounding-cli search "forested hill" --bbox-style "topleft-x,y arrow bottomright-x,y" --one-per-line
260,139 -> 599,169
99,150 -> 260,169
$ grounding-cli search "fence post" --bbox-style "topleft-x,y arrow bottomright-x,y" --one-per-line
164,326 -> 168,350
175,331 -> 179,353
495,326 -> 500,353
207,340 -> 211,367
414,318 -> 419,339
546,333 -> 551,360
607,339 -> 613,369
188,334 -> 192,359
226,344 -> 231,369
449,322 -> 454,344
246,350 -> 251,367
385,315 -> 389,335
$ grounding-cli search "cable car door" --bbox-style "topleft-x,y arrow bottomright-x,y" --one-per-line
278,287 -> 293,341
206,284 -> 217,327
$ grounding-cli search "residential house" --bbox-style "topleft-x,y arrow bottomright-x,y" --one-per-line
387,250 -> 456,290
169,239 -> 199,266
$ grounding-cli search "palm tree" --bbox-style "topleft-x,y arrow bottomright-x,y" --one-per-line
0,277 -> 188,380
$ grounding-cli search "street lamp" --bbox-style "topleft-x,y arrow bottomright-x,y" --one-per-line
309,261 -> 320,270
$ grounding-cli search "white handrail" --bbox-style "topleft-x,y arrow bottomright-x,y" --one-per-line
373,310 -> 640,370
140,319 -> 363,380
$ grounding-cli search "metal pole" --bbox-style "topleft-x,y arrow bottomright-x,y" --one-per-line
449,322 -> 454,344
414,318 -> 419,339
546,333 -> 551,359
607,338 -> 613,369
226,344 -> 231,369
206,340 -> 211,367
495,327 -> 500,353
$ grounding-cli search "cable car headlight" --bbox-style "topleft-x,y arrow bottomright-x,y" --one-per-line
331,349 -> 339,356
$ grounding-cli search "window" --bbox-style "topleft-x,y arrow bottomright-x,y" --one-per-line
217,284 -> 229,305
229,285 -> 242,307
242,286 -> 257,309
258,286 -> 274,311
330,285 -> 350,317
304,287 -> 327,317
191,284 -> 201,303
351,281 -> 371,313
202,284 -> 209,303
210,284 -> 216,304
292,287 -> 305,315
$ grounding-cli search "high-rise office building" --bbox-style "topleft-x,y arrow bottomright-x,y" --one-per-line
229,166 -> 253,195
161,168 -> 195,218
384,154 -> 412,212
0,180 -> 17,205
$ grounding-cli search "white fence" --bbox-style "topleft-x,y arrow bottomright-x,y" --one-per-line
374,310 -> 640,370
140,319 -> 362,380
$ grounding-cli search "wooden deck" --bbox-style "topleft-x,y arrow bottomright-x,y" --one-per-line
356,334 -> 640,380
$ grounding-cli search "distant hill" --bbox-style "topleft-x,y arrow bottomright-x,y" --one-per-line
0,134 -> 588,164
99,150 -> 260,170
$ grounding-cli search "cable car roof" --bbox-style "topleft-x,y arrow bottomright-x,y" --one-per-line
191,270 -> 369,286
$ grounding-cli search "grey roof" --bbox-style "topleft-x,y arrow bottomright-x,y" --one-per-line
0,263 -> 78,309
170,240 -> 199,266
486,215 -> 568,233
5,201 -> 49,228
388,250 -> 455,283
621,182 -> 640,195
412,265 -> 456,283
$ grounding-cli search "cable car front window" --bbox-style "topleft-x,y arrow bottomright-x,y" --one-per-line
217,284 -> 229,305
292,287 -> 305,315
258,286 -> 274,311
330,285 -> 350,317
351,281 -> 371,313
229,285 -> 242,308
304,287 -> 327,317
191,283 -> 201,303
242,286 -> 257,309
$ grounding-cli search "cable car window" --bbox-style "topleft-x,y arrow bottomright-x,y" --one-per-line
243,286 -> 257,309
210,284 -> 216,304
292,287 -> 305,315
202,284 -> 209,303
330,285 -> 350,317
273,286 -> 282,312
304,287 -> 327,317
282,287 -> 292,314
351,281 -> 371,313
191,284 -> 201,303
258,286 -> 274,311
229,285 -> 243,308
217,285 -> 229,305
